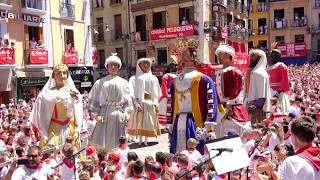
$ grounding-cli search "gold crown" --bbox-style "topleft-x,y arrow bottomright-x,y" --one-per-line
175,39 -> 199,53
53,64 -> 69,72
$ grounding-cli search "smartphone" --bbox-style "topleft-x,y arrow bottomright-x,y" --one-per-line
17,158 -> 29,165
253,155 -> 265,161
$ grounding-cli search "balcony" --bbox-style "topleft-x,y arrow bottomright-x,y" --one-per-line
21,0 -> 46,15
241,5 -> 248,15
291,17 -> 308,27
60,2 -> 75,19
310,24 -> 320,33
228,25 -> 248,40
272,19 -> 288,29
0,0 -> 12,10
256,2 -> 268,12
227,0 -> 235,9
249,28 -> 268,35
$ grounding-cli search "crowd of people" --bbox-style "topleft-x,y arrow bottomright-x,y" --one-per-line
0,41 -> 319,179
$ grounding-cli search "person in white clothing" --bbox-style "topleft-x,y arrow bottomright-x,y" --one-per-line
60,143 -> 79,180
181,138 -> 202,170
280,116 -> 320,180
116,136 -> 130,165
128,58 -> 161,146
11,146 -> 50,180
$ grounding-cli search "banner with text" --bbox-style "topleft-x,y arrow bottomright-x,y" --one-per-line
29,48 -> 48,64
276,43 -> 306,57
150,24 -> 195,40
64,50 -> 78,64
0,47 -> 15,64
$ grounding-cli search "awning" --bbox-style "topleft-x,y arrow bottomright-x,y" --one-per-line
0,69 -> 12,91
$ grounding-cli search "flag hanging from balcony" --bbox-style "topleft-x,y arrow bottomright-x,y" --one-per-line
29,48 -> 48,64
0,47 -> 15,65
64,49 -> 78,64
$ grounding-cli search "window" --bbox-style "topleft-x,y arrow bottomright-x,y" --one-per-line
274,9 -> 285,28
275,36 -> 285,44
97,49 -> 105,68
274,9 -> 284,19
227,13 -> 232,24
22,0 -> 46,10
258,18 -> 267,34
114,14 -> 122,40
258,40 -> 267,49
248,41 -> 253,49
64,29 -> 74,50
136,15 -> 147,41
92,0 -> 104,8
295,35 -> 304,43
115,48 -> 124,66
110,0 -> 121,5
293,7 -> 306,27
137,49 -> 147,60
0,23 -> 7,38
179,6 -> 194,25
25,26 -> 43,49
316,0 -> 320,8
153,11 -> 166,29
157,48 -> 167,65
96,17 -> 104,42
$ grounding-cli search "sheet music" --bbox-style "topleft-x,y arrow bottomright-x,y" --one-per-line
206,136 -> 250,175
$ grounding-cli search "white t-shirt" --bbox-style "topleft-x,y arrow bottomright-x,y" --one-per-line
116,145 -> 130,165
181,149 -> 202,169
11,165 -> 49,180
267,132 -> 281,153
280,155 -> 320,180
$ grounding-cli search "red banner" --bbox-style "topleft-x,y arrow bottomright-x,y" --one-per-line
64,50 -> 78,64
92,51 -> 97,64
150,24 -> 195,40
276,43 -> 306,57
233,53 -> 250,72
29,48 -> 48,64
0,47 -> 15,64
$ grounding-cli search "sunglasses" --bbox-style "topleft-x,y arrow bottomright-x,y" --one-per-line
27,155 -> 38,158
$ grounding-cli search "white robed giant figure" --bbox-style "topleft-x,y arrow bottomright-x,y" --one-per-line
30,64 -> 83,149
89,54 -> 131,150
128,58 -> 161,145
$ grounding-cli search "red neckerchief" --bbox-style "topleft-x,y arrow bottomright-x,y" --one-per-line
41,157 -> 51,165
26,162 -> 42,170
162,163 -> 168,170
133,175 -> 144,179
296,145 -> 320,171
187,148 -> 195,154
116,162 -> 121,172
192,173 -> 207,180
63,157 -> 75,169
218,173 -> 228,179
119,144 -> 127,150
149,172 -> 156,180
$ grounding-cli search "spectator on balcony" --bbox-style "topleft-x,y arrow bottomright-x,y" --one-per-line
181,17 -> 189,26
3,39 -> 9,48
10,42 -> 15,49
301,16 -> 307,26
257,3 -> 262,12
36,40 -> 45,49
0,38 -> 3,48
282,18 -> 287,28
259,26 -> 264,35
66,40 -> 73,50
29,37 -> 37,49
262,1 -> 267,11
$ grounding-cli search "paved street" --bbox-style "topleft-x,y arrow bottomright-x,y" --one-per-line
128,130 -> 170,160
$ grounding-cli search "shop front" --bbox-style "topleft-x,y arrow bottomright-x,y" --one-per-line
68,67 -> 94,93
16,76 -> 49,101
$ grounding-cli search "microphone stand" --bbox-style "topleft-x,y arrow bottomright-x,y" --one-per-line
176,150 -> 224,180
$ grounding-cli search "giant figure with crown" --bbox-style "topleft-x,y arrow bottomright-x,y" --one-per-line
166,39 -> 218,154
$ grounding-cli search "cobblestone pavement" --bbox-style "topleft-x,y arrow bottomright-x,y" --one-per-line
128,130 -> 170,160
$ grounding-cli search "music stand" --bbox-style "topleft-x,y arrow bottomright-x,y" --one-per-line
205,135 -> 250,176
